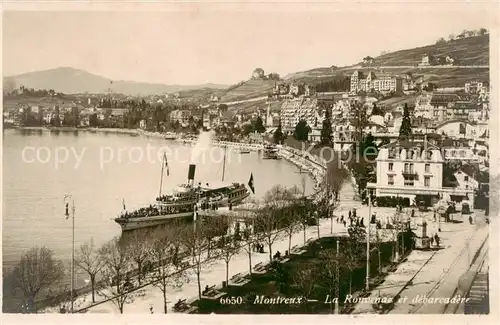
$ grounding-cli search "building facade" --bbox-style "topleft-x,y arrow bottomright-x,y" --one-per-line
350,71 -> 403,94
169,109 -> 192,126
280,97 -> 321,133
373,140 -> 444,203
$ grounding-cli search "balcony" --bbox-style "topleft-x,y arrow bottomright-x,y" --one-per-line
402,169 -> 417,176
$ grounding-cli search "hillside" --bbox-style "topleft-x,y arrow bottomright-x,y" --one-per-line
3,67 -> 228,96
285,35 -> 489,86
220,79 -> 275,102
365,35 -> 489,67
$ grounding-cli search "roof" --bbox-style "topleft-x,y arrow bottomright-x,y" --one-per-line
435,119 -> 472,129
430,93 -> 461,106
381,139 -> 439,150
199,181 -> 237,191
441,138 -> 470,148
457,164 -> 477,178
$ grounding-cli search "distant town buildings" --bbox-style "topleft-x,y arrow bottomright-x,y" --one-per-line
252,68 -> 265,79
465,80 -> 487,94
170,109 -> 192,126
279,97 -> 322,134
350,71 -> 403,94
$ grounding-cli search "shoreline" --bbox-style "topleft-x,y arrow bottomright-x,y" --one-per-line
14,126 -> 326,189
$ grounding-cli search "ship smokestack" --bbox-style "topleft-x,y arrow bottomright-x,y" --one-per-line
188,164 -> 196,186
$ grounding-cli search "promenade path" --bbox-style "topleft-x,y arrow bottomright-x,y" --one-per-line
61,180 -> 359,314
351,211 -> 489,314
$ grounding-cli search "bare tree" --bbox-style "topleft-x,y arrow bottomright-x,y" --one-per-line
240,218 -> 257,275
150,225 -> 189,313
255,204 -> 281,261
255,185 -> 295,261
98,237 -> 135,314
297,197 -> 311,245
281,187 -> 302,253
292,261 -> 318,307
317,248 -> 340,313
388,210 -> 406,261
326,157 -> 349,203
125,230 -> 152,285
215,221 -> 241,286
344,225 -> 366,294
180,221 -> 211,300
75,238 -> 105,303
370,227 -> 384,274
202,215 -> 227,258
10,246 -> 64,313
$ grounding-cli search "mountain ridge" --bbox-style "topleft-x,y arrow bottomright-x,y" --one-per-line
4,67 -> 229,96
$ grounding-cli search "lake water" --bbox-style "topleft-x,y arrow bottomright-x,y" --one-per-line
2,129 -> 314,270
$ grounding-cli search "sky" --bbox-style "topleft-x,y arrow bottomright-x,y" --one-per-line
2,2 -> 495,85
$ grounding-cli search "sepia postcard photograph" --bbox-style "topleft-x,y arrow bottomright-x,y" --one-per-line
1,1 -> 499,323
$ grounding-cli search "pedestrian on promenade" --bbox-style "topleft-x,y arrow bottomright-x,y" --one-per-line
430,236 -> 434,247
343,220 -> 347,227
469,215 -> 473,225
150,305 -> 154,314
348,210 -> 352,219
434,233 -> 440,247
433,212 -> 437,222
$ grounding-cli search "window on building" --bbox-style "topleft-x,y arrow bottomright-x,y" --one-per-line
388,162 -> 394,171
464,175 -> 469,181
424,176 -> 430,187
404,176 -> 414,186
425,164 -> 430,173
388,175 -> 394,185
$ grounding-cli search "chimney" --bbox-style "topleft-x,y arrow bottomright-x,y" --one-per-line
187,164 -> 196,186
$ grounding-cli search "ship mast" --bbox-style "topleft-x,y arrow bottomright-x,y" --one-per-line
221,145 -> 227,182
159,153 -> 165,197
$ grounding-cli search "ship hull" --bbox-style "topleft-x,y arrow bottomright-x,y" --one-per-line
115,193 -> 250,231
115,211 -> 193,231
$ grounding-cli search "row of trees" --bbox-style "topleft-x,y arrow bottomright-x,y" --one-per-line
3,181 -> 342,314
5,181 -> 415,314
437,28 -> 489,44
313,77 -> 351,93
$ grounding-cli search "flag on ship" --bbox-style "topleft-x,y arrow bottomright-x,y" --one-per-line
65,202 -> 69,219
248,173 -> 255,194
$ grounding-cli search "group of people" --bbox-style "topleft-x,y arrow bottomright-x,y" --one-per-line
122,205 -> 161,219
123,203 -> 198,219
253,243 -> 265,253
430,233 -> 441,247
336,209 -> 367,228
272,250 -> 282,259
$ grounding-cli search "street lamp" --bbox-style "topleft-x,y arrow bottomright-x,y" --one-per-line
366,188 -> 372,291
64,194 -> 76,313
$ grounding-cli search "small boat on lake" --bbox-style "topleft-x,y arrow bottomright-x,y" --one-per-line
262,144 -> 280,160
